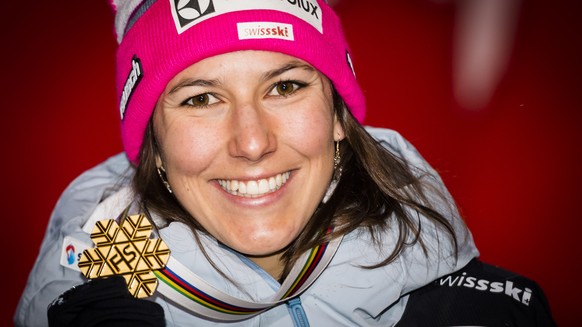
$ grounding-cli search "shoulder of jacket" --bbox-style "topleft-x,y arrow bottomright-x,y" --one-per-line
45,153 -> 133,239
364,126 -> 435,176
64,152 -> 131,194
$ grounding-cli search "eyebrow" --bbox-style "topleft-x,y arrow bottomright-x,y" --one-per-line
169,61 -> 316,94
261,61 -> 316,82
169,79 -> 219,94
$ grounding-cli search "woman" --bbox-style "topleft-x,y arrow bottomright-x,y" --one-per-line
16,0 -> 480,326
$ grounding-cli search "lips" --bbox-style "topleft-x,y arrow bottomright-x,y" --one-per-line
217,172 -> 291,197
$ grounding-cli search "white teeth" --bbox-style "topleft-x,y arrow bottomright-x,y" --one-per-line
247,181 -> 259,195
218,172 -> 291,197
258,179 -> 269,194
268,177 -> 276,190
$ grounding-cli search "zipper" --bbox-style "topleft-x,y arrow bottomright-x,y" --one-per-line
286,297 -> 310,327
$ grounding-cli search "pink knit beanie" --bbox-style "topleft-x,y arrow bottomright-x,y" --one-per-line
111,0 -> 366,164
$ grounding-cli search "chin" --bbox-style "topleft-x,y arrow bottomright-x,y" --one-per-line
232,237 -> 291,257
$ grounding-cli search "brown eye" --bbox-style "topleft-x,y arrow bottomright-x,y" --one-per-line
189,94 -> 209,106
276,82 -> 296,96
184,93 -> 218,108
270,81 -> 306,97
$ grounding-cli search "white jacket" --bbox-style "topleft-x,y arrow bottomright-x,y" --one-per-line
14,127 -> 478,326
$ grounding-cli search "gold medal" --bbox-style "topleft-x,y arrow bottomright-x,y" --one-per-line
78,214 -> 170,298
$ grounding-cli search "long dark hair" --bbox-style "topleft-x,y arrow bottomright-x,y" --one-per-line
133,91 -> 459,279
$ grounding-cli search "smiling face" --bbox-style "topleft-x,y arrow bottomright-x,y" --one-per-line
153,51 -> 344,261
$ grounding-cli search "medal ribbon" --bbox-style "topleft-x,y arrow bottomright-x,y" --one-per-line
81,196 -> 341,321
154,233 -> 342,321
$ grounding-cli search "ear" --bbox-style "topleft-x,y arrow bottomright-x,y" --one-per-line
333,114 -> 345,142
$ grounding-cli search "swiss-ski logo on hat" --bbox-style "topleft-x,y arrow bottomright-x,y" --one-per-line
237,22 -> 294,41
119,56 -> 143,120
170,0 -> 323,35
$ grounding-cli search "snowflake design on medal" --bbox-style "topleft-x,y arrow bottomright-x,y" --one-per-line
78,214 -> 170,298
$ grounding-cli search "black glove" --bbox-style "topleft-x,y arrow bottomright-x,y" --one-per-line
47,275 -> 166,327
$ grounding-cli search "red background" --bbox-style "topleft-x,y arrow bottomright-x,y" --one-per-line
1,0 -> 579,325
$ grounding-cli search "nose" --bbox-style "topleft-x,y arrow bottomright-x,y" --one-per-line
228,102 -> 276,162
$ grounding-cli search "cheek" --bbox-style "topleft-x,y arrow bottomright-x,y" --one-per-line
281,106 -> 335,156
157,118 -> 225,173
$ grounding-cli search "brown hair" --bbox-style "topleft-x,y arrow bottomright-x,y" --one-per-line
133,91 -> 459,279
